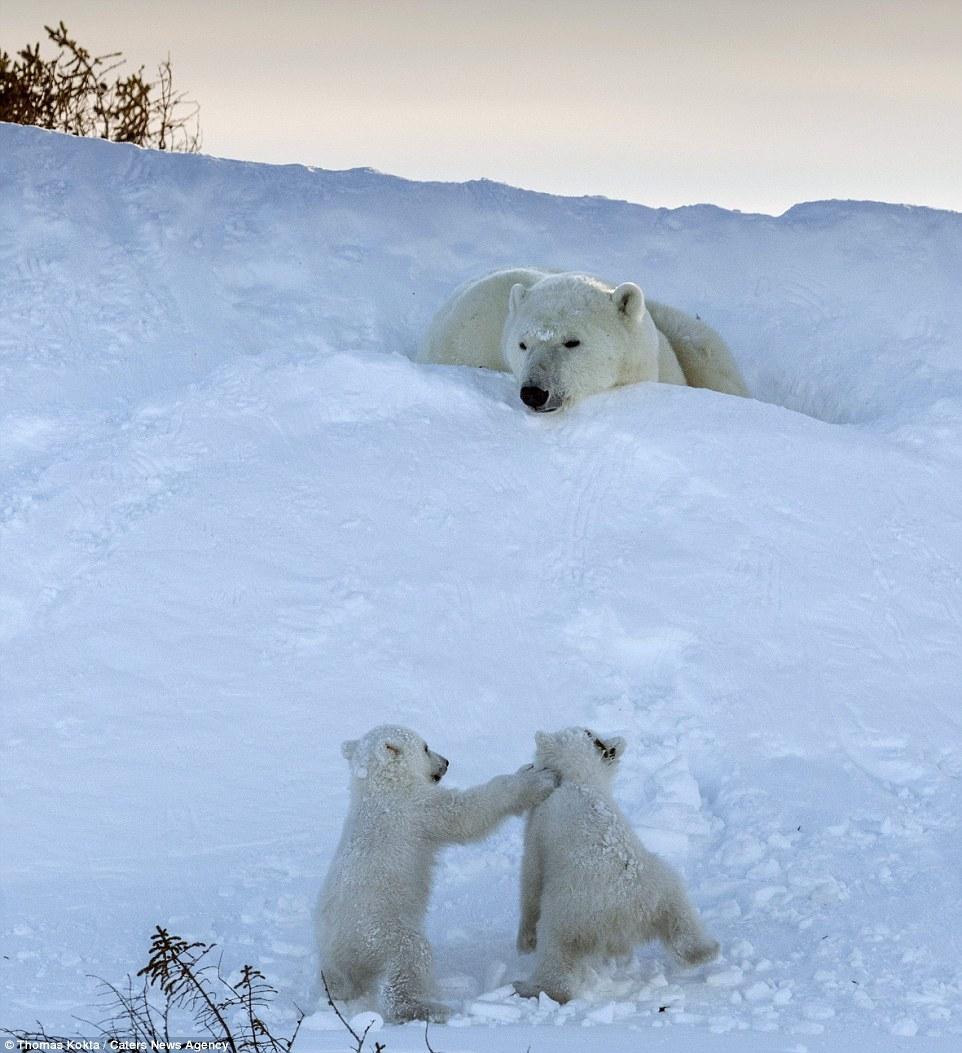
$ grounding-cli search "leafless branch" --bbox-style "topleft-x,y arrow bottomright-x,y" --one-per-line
0,21 -> 200,151
319,971 -> 386,1053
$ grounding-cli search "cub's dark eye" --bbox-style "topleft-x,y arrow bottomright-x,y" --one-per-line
519,342 -> 527,350
563,339 -> 581,348
424,744 -> 429,753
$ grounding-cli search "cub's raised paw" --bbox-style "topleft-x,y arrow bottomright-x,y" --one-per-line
520,765 -> 560,805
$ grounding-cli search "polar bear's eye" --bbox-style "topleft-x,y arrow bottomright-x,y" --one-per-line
519,342 -> 527,350
564,339 -> 581,348
423,744 -> 429,753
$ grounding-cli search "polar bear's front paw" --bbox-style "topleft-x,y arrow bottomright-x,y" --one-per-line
516,925 -> 537,953
390,999 -> 450,1024
512,979 -> 542,999
680,936 -> 720,966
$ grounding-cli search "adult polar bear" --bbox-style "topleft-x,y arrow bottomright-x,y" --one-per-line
420,268 -> 749,412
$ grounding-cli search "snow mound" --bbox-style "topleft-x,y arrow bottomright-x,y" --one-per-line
2,125 -> 961,1049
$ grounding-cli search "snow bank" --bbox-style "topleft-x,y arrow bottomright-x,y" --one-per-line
2,124 -> 961,1048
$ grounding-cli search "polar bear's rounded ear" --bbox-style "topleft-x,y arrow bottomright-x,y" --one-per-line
341,739 -> 358,761
535,731 -> 549,748
612,282 -> 645,321
508,283 -> 527,315
608,736 -> 627,759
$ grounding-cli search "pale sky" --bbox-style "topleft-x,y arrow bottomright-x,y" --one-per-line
5,0 -> 962,214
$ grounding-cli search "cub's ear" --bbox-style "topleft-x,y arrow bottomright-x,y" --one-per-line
534,731 -> 550,748
341,739 -> 358,761
611,282 -> 645,321
508,282 -> 527,314
606,736 -> 627,760
384,741 -> 402,757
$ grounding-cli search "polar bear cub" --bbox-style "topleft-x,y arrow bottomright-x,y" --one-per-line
419,268 -> 748,412
316,724 -> 557,1023
515,727 -> 719,1003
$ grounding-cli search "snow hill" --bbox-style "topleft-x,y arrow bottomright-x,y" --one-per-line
2,123 -> 961,1051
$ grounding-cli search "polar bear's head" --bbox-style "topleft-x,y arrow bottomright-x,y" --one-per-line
341,724 -> 449,790
534,726 -> 627,789
501,274 -> 653,412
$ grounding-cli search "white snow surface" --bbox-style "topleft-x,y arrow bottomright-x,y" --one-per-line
2,123 -> 962,1051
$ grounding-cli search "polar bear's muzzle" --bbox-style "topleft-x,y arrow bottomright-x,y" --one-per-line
431,754 -> 450,782
520,385 -> 563,413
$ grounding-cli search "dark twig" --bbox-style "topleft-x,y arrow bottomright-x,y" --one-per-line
424,1019 -> 445,1053
319,971 -> 385,1053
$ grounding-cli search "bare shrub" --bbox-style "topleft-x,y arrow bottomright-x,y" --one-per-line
0,21 -> 200,151
3,926 -> 301,1053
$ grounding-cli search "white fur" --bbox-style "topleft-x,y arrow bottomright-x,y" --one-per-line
515,727 -> 719,1003
419,268 -> 749,411
315,724 -> 557,1022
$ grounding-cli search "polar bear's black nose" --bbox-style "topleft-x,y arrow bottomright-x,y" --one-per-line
520,385 -> 550,409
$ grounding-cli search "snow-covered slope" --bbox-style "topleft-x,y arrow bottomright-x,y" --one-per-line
2,124 -> 961,1050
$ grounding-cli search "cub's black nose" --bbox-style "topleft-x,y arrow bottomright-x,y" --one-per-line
520,385 -> 550,409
